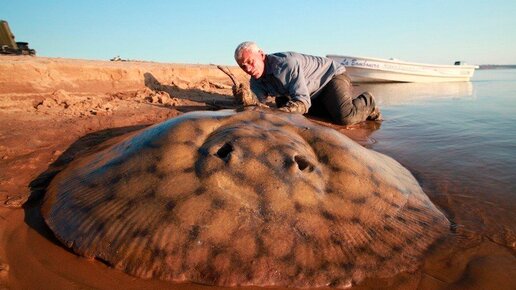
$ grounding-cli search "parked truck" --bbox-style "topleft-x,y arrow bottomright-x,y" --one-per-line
0,20 -> 36,55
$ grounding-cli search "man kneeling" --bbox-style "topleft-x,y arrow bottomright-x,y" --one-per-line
234,41 -> 382,125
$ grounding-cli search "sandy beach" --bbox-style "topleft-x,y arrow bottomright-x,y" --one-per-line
0,56 -> 514,289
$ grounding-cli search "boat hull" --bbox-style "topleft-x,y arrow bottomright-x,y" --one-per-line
327,55 -> 478,83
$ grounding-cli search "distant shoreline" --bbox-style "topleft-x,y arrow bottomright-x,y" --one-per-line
478,64 -> 516,70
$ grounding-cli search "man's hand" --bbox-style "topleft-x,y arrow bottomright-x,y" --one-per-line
278,100 -> 307,114
232,83 -> 246,103
216,65 -> 268,108
232,83 -> 266,107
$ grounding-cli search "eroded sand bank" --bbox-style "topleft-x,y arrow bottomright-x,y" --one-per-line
0,56 -> 514,289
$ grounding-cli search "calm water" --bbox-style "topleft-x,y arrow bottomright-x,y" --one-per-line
356,69 -> 516,252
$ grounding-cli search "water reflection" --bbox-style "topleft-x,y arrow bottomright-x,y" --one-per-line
314,81 -> 475,148
353,81 -> 474,105
359,71 -> 516,288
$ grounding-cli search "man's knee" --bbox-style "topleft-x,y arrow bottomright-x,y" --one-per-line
327,74 -> 352,95
355,92 -> 376,108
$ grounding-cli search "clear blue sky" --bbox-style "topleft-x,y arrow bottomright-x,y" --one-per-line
4,0 -> 516,65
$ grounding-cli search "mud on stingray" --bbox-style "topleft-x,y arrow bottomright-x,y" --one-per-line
41,108 -> 450,288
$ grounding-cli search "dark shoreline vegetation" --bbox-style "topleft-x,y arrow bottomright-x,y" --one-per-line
478,64 -> 516,70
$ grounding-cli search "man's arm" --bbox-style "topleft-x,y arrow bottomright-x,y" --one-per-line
282,58 -> 311,110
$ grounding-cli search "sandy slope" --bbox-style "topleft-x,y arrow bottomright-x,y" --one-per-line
0,56 -> 246,207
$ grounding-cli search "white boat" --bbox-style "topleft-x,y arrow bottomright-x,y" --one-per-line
327,55 -> 478,83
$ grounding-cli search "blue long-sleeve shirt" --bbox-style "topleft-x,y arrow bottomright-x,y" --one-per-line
250,52 -> 346,109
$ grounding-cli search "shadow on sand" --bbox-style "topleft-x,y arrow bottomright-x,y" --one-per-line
143,72 -> 236,112
24,125 -> 149,249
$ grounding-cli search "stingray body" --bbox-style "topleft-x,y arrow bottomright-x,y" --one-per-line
42,108 -> 449,288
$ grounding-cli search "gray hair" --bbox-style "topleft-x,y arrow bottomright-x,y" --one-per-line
234,41 -> 261,61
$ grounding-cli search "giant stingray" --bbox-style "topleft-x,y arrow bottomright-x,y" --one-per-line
42,108 -> 450,288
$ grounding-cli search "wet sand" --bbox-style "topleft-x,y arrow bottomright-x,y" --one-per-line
0,56 -> 514,289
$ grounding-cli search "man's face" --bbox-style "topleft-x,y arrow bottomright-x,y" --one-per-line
237,49 -> 265,79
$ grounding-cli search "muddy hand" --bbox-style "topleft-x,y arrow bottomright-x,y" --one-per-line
233,83 -> 268,108
217,65 -> 268,108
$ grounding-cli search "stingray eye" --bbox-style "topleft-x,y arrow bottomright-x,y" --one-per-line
294,155 -> 314,172
215,142 -> 234,162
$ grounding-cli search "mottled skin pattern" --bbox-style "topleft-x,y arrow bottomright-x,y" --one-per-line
41,108 -> 450,288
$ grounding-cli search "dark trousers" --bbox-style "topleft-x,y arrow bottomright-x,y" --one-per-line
308,74 -> 377,125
